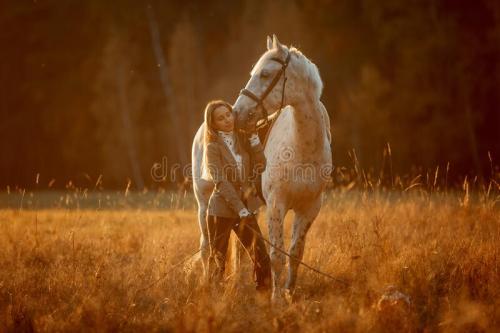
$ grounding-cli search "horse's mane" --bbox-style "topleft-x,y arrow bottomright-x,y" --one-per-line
289,46 -> 323,100
251,45 -> 324,101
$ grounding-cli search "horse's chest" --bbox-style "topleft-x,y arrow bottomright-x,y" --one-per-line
263,162 -> 323,195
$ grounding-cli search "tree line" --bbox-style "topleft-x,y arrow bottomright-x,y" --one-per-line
0,0 -> 498,189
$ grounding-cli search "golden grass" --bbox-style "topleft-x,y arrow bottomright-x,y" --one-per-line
0,190 -> 498,332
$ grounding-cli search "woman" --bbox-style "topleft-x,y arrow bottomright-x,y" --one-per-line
203,100 -> 271,291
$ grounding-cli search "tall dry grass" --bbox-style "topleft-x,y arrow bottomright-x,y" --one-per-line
0,186 -> 498,332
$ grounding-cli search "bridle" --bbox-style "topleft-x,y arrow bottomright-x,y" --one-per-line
238,51 -> 291,133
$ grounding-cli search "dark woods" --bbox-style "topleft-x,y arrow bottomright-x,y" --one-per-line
1,0 -> 499,189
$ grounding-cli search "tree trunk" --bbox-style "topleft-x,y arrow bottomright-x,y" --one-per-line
146,5 -> 188,167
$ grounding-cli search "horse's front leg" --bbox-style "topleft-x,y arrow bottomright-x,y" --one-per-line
266,198 -> 287,304
286,197 -> 321,294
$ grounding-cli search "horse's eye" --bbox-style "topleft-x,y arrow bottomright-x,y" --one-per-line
260,70 -> 269,79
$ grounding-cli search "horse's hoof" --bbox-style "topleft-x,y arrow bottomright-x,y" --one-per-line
284,288 -> 294,304
271,291 -> 288,308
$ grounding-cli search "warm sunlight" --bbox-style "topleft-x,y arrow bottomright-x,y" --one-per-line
0,1 -> 499,332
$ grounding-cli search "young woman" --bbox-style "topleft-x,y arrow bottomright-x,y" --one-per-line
203,100 -> 271,291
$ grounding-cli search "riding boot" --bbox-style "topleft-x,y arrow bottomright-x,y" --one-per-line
206,215 -> 233,285
233,216 -> 272,291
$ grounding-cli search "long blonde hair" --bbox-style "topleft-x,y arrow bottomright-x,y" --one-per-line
203,100 -> 244,154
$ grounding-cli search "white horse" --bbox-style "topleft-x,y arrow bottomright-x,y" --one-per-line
232,35 -> 332,302
191,35 -> 332,301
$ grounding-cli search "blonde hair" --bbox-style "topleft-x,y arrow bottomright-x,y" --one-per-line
203,100 -> 244,154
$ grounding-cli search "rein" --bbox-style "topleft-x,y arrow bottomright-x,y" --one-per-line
130,216 -> 349,301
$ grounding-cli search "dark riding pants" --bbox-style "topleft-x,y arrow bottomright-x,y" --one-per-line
207,214 -> 271,289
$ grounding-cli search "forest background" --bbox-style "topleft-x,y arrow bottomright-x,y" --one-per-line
1,0 -> 499,189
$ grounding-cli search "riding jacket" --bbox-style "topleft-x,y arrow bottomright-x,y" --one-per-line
206,133 -> 266,218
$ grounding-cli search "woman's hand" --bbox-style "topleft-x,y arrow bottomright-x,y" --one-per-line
238,207 -> 252,218
249,133 -> 261,147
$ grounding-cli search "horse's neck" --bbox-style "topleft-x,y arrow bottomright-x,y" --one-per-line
290,96 -> 324,159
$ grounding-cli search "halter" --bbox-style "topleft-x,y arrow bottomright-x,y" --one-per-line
238,51 -> 291,133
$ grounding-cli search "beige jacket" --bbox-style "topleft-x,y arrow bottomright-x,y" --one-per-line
206,134 -> 266,218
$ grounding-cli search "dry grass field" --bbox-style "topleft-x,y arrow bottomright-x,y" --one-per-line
0,187 -> 498,332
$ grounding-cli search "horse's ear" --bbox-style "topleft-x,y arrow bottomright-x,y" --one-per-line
267,35 -> 273,51
272,34 -> 285,53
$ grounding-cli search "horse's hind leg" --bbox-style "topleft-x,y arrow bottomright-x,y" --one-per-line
286,197 -> 321,294
194,180 -> 213,278
197,206 -> 209,276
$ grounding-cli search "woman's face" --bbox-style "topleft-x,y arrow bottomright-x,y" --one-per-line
212,106 -> 234,132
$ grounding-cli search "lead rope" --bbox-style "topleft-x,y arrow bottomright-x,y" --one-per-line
241,220 -> 350,287
130,215 -> 349,304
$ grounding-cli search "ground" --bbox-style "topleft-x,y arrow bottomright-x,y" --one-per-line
0,189 -> 498,332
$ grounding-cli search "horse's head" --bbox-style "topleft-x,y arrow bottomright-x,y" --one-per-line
233,35 -> 294,132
